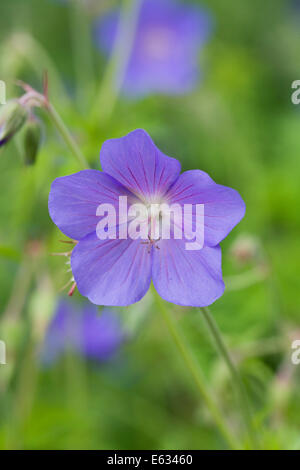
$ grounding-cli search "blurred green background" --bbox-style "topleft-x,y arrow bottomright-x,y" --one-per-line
0,0 -> 300,450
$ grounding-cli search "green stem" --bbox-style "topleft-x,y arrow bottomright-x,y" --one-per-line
69,0 -> 95,108
199,306 -> 259,449
9,32 -> 68,105
225,266 -> 267,292
46,103 -> 89,169
153,290 -> 240,450
92,0 -> 142,123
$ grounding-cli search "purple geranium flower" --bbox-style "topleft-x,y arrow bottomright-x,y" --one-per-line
41,300 -> 125,365
95,0 -> 212,96
49,129 -> 245,307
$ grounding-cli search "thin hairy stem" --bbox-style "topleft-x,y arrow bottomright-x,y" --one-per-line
92,0 -> 141,123
153,289 -> 240,449
46,103 -> 89,170
200,306 -> 259,449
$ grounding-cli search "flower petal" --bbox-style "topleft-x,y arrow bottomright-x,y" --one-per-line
48,169 -> 135,240
81,308 -> 124,360
71,232 -> 152,306
165,170 -> 246,247
152,240 -> 224,307
100,129 -> 181,200
40,300 -> 81,365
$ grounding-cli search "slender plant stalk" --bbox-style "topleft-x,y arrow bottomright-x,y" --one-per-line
46,103 -> 89,170
16,74 -> 87,170
69,0 -> 95,108
7,342 -> 37,449
199,306 -> 259,449
224,266 -> 267,292
153,289 -> 240,450
65,352 -> 90,449
2,255 -> 33,323
92,0 -> 142,122
10,32 -> 68,104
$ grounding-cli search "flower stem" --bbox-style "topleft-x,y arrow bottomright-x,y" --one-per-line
69,0 -> 95,109
199,306 -> 259,449
224,266 -> 268,292
92,0 -> 142,123
152,289 -> 240,449
9,32 -> 68,105
46,103 -> 89,170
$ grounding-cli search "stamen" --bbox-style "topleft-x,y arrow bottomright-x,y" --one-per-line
141,236 -> 161,254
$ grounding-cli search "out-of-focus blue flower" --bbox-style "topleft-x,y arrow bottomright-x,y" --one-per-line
41,300 -> 125,365
94,0 -> 212,97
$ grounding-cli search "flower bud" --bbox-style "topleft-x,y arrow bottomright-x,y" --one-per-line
22,116 -> 42,165
0,100 -> 28,147
230,234 -> 260,265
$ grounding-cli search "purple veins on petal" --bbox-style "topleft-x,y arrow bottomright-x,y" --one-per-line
100,129 -> 181,200
48,128 -> 245,308
152,241 -> 225,307
165,170 -> 246,247
71,232 -> 152,307
48,169 -> 138,240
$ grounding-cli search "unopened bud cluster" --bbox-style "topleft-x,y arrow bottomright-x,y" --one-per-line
0,88 -> 44,164
0,100 -> 28,147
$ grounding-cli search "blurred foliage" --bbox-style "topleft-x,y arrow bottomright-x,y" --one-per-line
0,0 -> 300,450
